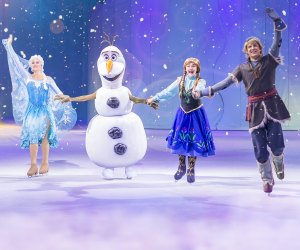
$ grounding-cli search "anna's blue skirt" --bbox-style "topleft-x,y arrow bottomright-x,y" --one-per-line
166,106 -> 215,157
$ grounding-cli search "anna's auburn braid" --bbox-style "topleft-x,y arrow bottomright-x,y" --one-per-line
179,73 -> 201,97
179,71 -> 187,98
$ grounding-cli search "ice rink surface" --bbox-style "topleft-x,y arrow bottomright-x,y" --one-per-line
0,125 -> 300,250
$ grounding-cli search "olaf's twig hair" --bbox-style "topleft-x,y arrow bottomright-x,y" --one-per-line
100,32 -> 119,46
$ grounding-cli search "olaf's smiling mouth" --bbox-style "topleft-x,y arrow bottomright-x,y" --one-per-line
102,70 -> 124,82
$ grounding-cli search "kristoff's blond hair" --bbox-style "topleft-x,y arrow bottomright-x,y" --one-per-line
243,37 -> 264,59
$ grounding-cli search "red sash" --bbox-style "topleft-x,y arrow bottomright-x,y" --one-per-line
246,88 -> 277,121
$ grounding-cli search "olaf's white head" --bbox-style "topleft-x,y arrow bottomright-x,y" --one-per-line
97,45 -> 125,89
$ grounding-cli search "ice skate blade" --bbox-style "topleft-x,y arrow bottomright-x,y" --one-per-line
39,172 -> 49,176
27,173 -> 38,178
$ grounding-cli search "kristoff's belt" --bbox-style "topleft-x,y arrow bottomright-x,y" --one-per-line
246,87 -> 277,121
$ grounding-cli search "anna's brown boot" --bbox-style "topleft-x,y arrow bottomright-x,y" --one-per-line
174,155 -> 186,181
187,156 -> 196,183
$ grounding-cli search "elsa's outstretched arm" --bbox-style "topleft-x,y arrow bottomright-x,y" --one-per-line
2,35 -> 30,84
2,35 -> 30,124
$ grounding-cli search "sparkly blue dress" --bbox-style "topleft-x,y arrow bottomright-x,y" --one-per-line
3,39 -> 77,149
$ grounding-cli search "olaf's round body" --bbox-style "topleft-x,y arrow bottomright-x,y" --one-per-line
86,112 -> 147,168
95,86 -> 133,116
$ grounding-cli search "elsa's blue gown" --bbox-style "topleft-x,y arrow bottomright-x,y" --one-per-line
3,39 -> 77,148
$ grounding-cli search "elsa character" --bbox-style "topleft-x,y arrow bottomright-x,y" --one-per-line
2,35 -> 77,177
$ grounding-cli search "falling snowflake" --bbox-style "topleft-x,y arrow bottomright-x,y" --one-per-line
20,51 -> 26,58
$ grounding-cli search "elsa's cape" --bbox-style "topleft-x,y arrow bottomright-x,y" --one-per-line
2,39 -> 77,132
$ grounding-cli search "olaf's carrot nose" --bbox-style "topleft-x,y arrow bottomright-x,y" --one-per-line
106,59 -> 113,73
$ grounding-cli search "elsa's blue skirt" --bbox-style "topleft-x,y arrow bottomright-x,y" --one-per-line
166,106 -> 215,157
20,103 -> 58,149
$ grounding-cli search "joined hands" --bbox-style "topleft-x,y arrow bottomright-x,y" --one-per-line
54,94 -> 71,103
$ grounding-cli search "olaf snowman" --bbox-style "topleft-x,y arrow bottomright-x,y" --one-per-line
86,44 -> 149,179
55,37 -> 158,179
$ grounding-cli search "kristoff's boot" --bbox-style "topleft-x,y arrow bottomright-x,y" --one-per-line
187,156 -> 196,183
174,155 -> 186,181
271,153 -> 285,180
258,159 -> 275,193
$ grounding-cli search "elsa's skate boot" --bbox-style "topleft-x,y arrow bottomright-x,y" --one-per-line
271,153 -> 284,180
258,159 -> 275,193
27,164 -> 38,177
174,155 -> 186,181
187,156 -> 196,183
